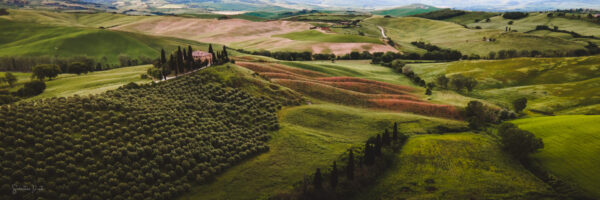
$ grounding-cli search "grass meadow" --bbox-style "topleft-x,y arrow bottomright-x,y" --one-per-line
408,56 -> 600,114
28,65 -> 151,100
355,133 -> 552,199
512,115 -> 600,198
360,16 -> 587,56
179,103 -> 465,200
0,71 -> 32,91
274,30 -> 384,44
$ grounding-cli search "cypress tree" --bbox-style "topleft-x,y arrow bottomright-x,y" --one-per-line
222,45 -> 229,61
330,161 -> 338,189
177,47 -> 183,74
365,141 -> 375,165
314,168 -> 322,190
169,54 -> 177,77
383,129 -> 390,146
188,45 -> 194,69
375,134 -> 382,156
208,44 -> 216,64
160,49 -> 166,65
393,122 -> 398,141
346,150 -> 354,180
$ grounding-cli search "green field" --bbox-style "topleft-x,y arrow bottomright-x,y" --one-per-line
371,5 -> 440,17
280,60 -> 415,85
0,11 -> 216,65
278,60 -> 493,107
408,56 -> 600,114
512,115 -> 600,198
28,65 -> 151,99
0,9 -> 150,28
443,11 -> 500,25
284,13 -> 371,22
180,103 -> 465,200
468,13 -> 600,38
0,71 -> 32,90
274,30 -> 383,44
359,16 -> 588,56
356,133 -> 552,199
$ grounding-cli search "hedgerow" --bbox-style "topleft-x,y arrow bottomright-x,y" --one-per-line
0,70 -> 286,200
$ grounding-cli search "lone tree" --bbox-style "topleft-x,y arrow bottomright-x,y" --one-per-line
425,88 -> 432,95
4,72 -> 17,87
498,123 -> 543,162
330,161 -> 338,189
313,168 -> 322,190
436,75 -> 449,89
465,101 -> 487,130
0,8 -> 8,16
464,77 -> 478,92
513,97 -> 527,113
32,64 -> 61,80
450,75 -> 465,91
346,150 -> 354,180
392,122 -> 398,141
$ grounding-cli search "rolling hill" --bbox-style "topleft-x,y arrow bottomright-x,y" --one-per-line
360,16 -> 589,57
468,12 -> 600,38
407,56 -> 600,114
371,4 -> 440,17
0,14 -> 217,65
512,115 -> 600,198
355,133 -> 552,199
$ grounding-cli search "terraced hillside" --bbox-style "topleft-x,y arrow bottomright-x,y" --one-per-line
236,60 -> 461,119
355,133 -> 552,199
513,115 -> 600,198
408,56 -> 600,114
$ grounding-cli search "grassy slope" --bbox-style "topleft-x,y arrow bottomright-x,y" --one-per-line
469,13 -> 600,38
279,60 -> 488,107
512,115 -> 600,198
356,133 -> 551,199
0,11 -> 215,64
274,30 -> 383,44
408,56 -> 600,114
284,13 -> 371,22
280,60 -> 415,86
29,65 -> 151,99
443,12 -> 500,25
179,13 -> 266,22
372,6 -> 440,17
0,71 -> 31,90
180,103 -> 464,200
0,9 -> 150,28
363,16 -> 587,56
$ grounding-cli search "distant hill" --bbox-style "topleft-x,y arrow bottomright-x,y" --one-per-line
372,4 -> 440,17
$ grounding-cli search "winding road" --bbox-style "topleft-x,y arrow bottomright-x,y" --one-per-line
378,26 -> 388,38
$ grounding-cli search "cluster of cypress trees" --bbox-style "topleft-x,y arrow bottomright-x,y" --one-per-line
154,44 -> 230,80
288,122 -> 408,199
